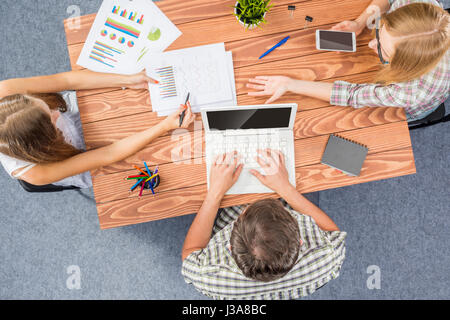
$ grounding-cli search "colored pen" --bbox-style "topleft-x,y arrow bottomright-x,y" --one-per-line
134,165 -> 149,177
259,36 -> 290,59
144,161 -> 157,194
149,183 -> 155,195
126,175 -> 148,178
179,92 -> 190,127
150,166 -> 158,184
143,161 -> 152,176
150,166 -> 159,194
144,173 -> 159,183
138,181 -> 145,198
130,178 -> 145,191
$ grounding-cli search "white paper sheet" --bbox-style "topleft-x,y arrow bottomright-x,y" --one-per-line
147,43 -> 237,116
76,0 -> 181,75
152,52 -> 237,116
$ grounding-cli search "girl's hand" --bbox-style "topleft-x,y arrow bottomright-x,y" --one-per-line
249,149 -> 292,196
331,20 -> 365,36
123,70 -> 159,90
161,104 -> 195,132
247,76 -> 293,104
208,152 -> 243,199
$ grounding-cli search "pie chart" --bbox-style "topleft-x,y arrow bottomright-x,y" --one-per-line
100,29 -> 107,36
110,33 -> 117,40
118,37 -> 126,44
147,27 -> 161,41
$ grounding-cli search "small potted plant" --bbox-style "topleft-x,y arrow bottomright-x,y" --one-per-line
233,0 -> 273,30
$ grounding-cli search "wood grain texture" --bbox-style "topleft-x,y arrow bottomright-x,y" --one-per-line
66,24 -> 374,72
64,0 -> 303,45
63,0 -> 415,228
69,34 -> 377,100
65,0 -> 372,99
83,103 -> 404,152
76,51 -> 380,125
229,27 -> 374,68
85,105 -> 406,178
156,0 -> 372,51
92,121 -> 412,204
96,147 -> 415,229
234,45 -> 380,93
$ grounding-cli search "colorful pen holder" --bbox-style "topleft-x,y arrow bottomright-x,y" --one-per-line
127,163 -> 160,196
143,170 -> 160,190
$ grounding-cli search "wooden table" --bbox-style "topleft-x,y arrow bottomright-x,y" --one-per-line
64,0 -> 416,229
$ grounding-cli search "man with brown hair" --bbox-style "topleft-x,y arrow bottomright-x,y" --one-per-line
181,150 -> 346,300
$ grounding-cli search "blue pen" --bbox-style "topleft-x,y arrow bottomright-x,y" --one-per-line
144,161 -> 151,176
149,183 -> 155,195
143,161 -> 155,194
152,166 -> 159,184
259,36 -> 290,59
150,166 -> 159,194
131,178 -> 145,191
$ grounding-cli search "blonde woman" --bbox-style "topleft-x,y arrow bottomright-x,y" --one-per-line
0,70 -> 194,188
247,0 -> 450,122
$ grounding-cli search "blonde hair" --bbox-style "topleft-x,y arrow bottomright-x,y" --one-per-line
375,2 -> 449,84
0,94 -> 81,164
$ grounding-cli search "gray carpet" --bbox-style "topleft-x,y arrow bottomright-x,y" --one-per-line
0,0 -> 449,300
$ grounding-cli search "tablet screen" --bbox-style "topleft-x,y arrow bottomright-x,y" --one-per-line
319,30 -> 354,51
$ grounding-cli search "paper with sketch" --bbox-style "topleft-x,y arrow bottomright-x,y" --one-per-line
76,0 -> 181,75
151,52 -> 237,116
147,43 -> 237,116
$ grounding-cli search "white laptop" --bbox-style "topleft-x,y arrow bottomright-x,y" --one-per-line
201,104 -> 297,194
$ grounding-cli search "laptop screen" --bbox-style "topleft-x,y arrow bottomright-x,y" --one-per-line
207,107 -> 292,130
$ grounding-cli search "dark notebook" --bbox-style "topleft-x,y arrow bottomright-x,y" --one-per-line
321,134 -> 369,176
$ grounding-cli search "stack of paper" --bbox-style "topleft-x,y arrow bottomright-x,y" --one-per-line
146,43 -> 237,116
77,0 -> 181,75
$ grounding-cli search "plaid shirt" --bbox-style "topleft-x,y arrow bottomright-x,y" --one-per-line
182,200 -> 347,300
331,0 -> 449,121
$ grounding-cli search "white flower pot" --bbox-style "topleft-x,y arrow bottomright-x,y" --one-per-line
234,2 -> 267,30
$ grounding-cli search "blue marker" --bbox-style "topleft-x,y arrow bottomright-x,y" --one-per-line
143,161 -> 155,194
143,161 -> 151,176
259,36 -> 290,59
152,166 -> 159,185
149,183 -> 155,195
131,178 -> 145,191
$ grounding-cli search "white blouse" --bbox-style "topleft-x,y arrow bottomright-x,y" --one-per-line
0,91 -> 92,189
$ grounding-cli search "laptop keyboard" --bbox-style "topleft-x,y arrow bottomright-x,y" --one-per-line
210,133 -> 289,168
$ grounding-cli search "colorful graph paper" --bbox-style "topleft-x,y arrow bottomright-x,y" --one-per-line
77,0 -> 182,75
89,40 -> 124,68
105,18 -> 140,38
156,66 -> 177,99
112,4 -> 142,23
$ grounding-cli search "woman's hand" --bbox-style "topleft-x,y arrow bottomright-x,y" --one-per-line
208,152 -> 243,199
331,20 -> 365,37
160,104 -> 195,132
123,70 -> 159,90
247,76 -> 294,104
250,149 -> 293,196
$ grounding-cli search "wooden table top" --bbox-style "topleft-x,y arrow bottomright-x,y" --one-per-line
64,0 -> 416,229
